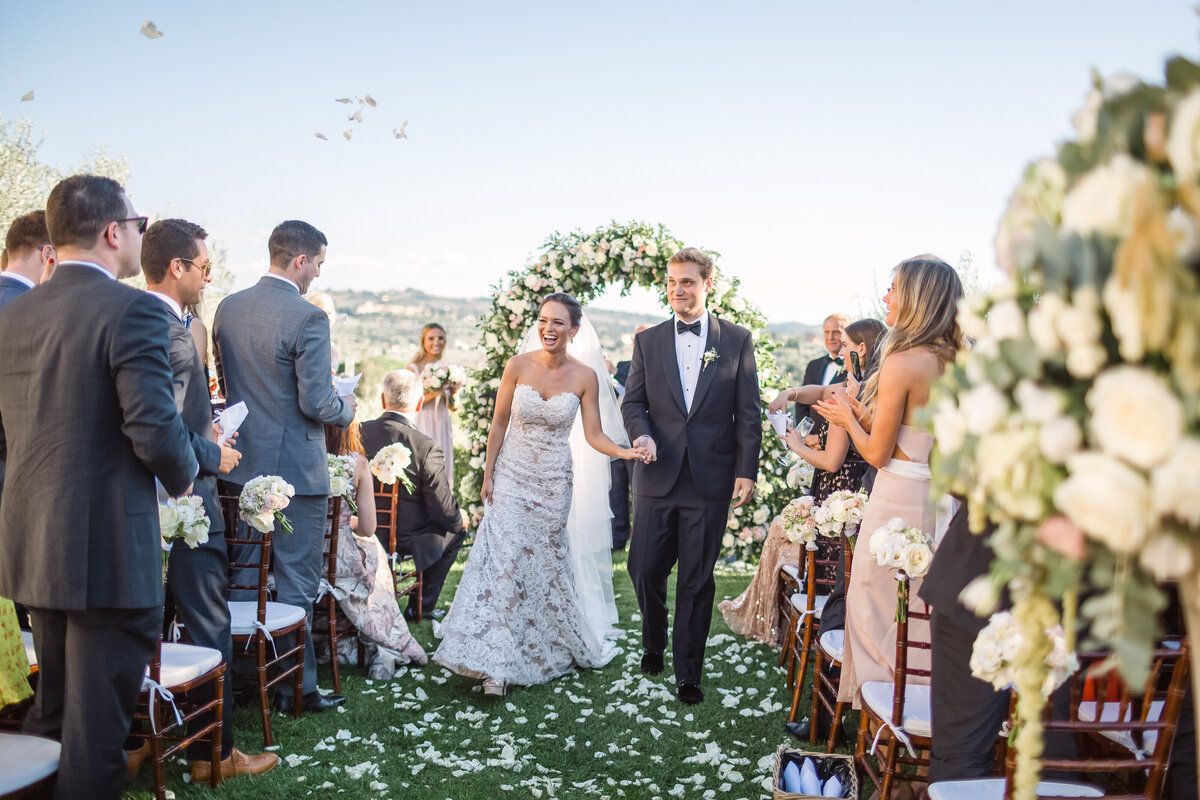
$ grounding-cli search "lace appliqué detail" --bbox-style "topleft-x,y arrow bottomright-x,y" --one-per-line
434,384 -> 617,685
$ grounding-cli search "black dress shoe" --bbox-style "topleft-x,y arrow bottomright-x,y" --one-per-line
640,651 -> 664,675
785,718 -> 812,741
677,683 -> 704,705
274,691 -> 346,714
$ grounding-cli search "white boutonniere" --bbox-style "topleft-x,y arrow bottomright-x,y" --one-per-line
702,347 -> 719,372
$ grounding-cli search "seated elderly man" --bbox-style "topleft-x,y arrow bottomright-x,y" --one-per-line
360,369 -> 465,621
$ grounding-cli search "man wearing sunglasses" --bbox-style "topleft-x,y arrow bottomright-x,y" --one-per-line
0,175 -> 197,800
138,219 -> 279,781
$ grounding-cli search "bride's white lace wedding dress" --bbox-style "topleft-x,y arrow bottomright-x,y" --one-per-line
433,383 -> 618,685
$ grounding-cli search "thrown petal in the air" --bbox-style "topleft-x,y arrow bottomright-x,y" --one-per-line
314,132 -> 328,140
335,98 -> 352,104
139,20 -> 164,39
344,129 -> 353,140
364,94 -> 377,107
393,121 -> 408,139
349,109 -> 363,123
20,91 -> 33,101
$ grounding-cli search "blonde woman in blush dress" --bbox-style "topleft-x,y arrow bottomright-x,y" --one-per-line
815,256 -> 963,709
408,323 -> 457,487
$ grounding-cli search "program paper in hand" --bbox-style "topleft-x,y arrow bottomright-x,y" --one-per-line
215,401 -> 248,446
335,373 -> 362,397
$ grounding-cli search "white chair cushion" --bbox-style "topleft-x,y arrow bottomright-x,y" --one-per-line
228,600 -> 306,636
927,778 -> 1103,800
20,631 -> 35,669
780,564 -> 800,582
1077,699 -> 1164,754
0,733 -> 60,794
789,593 -> 828,622
819,629 -> 844,661
860,680 -> 933,738
143,643 -> 222,690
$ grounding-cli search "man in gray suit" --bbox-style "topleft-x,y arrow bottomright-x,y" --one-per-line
0,210 -> 54,312
0,175 -> 197,800
141,219 -> 279,780
213,220 -> 355,712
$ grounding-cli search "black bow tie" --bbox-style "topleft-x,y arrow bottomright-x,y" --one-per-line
676,319 -> 702,336
831,356 -> 844,366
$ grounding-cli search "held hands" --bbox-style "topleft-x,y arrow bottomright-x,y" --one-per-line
814,391 -> 854,429
632,435 -> 658,462
731,477 -> 755,509
622,446 -> 653,464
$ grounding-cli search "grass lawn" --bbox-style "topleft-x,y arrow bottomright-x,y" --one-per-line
123,551 -> 837,800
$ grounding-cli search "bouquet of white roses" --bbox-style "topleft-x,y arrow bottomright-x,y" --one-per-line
159,495 -> 211,580
813,489 -> 868,540
868,517 -> 935,579
780,496 -> 819,546
422,363 -> 467,394
370,442 -> 416,494
327,454 -> 358,513
970,611 -> 1079,700
239,475 -> 295,534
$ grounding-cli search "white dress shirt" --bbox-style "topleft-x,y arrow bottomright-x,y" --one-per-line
264,273 -> 300,292
146,291 -> 184,322
0,272 -> 35,289
821,356 -> 841,386
673,311 -> 709,413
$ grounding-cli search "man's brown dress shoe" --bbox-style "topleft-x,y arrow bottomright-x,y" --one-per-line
190,748 -> 280,782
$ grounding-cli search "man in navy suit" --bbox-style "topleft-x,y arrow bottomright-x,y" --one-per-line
0,210 -> 54,312
622,247 -> 762,704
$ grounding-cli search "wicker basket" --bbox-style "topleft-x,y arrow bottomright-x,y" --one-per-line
771,746 -> 858,799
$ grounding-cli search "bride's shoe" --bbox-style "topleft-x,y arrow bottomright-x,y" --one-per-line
482,677 -> 506,697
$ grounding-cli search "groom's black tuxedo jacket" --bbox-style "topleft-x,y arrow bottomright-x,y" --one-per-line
622,315 -> 762,500
0,263 -> 197,610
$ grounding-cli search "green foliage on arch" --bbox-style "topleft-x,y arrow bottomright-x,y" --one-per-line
460,221 -> 794,561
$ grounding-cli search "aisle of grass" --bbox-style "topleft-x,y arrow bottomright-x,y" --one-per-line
124,552 -> 820,799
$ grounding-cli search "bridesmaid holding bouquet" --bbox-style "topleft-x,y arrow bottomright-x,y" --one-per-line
408,323 -> 460,487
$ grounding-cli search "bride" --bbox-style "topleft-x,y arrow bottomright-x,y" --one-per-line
433,292 -> 650,695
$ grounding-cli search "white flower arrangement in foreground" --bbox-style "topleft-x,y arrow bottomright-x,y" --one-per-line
327,453 -> 358,513
370,442 -> 416,494
970,611 -> 1079,700
239,475 -> 295,534
785,459 -> 814,492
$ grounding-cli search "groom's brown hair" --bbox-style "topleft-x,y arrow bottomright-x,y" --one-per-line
667,247 -> 714,280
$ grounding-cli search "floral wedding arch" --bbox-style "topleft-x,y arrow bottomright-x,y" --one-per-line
458,221 -> 792,562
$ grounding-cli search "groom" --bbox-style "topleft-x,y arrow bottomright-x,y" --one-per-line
622,247 -> 762,704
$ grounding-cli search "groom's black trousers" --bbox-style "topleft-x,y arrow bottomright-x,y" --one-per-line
629,459 -> 729,686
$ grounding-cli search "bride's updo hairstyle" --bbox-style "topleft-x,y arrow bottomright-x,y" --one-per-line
862,255 -> 965,411
540,292 -> 583,328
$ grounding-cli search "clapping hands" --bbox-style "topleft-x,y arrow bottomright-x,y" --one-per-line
814,386 -> 864,430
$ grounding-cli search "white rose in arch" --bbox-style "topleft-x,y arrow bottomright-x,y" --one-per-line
1061,153 -> 1154,238
1038,415 -> 1082,464
1014,380 -> 1063,425
961,382 -> 1010,436
1027,293 -> 1066,356
1151,437 -> 1200,527
1088,366 -> 1184,471
1102,279 -> 1144,362
1065,343 -> 1107,379
752,506 -> 769,525
1053,452 -> 1150,554
1167,88 -> 1200,184
986,299 -> 1026,342
1057,287 -> 1103,348
1139,533 -> 1194,581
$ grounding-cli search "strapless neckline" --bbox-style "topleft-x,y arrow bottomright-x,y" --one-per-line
515,383 -> 578,404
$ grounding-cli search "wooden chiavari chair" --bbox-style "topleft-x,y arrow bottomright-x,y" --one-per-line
219,495 -> 306,747
781,539 -> 838,708
809,537 -> 854,750
310,497 -> 343,693
373,480 -> 423,620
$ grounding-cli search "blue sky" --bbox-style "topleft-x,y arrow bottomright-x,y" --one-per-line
1,1 -> 1197,323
